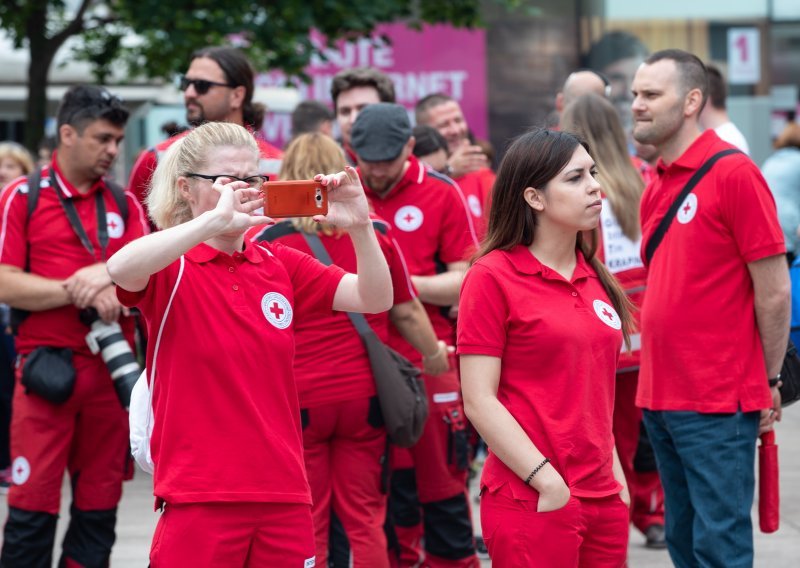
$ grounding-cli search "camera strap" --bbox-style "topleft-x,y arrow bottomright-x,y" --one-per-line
50,170 -> 109,261
300,231 -> 374,337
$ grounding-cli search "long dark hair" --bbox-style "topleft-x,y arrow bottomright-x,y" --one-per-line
191,46 -> 265,129
478,128 -> 635,345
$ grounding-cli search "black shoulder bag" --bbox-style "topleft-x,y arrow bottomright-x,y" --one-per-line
644,148 -> 800,407
301,231 -> 429,447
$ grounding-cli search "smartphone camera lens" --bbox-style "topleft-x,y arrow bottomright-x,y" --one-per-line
315,194 -> 322,202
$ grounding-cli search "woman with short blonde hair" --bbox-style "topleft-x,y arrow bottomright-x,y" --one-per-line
0,142 -> 35,190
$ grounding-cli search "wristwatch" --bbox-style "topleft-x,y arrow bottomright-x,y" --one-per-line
768,374 -> 781,387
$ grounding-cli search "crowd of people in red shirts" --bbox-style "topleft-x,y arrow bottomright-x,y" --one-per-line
0,41 -> 789,568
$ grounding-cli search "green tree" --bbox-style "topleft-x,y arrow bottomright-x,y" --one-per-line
0,0 -> 497,153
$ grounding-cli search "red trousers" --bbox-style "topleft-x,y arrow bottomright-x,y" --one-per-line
303,397 -> 390,568
149,502 -> 315,567
8,352 -> 129,514
480,484 -> 629,567
390,354 -> 478,567
392,363 -> 468,503
612,371 -> 665,533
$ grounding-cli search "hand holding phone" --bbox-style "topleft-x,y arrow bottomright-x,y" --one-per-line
313,167 -> 370,229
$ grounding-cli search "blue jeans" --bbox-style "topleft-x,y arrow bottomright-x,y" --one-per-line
642,409 -> 759,568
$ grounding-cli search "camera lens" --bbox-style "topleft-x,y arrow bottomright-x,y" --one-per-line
315,194 -> 322,201
81,308 -> 141,410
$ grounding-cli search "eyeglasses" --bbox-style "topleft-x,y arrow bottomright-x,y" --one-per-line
178,76 -> 235,95
185,173 -> 269,190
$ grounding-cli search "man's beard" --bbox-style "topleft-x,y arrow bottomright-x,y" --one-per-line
364,176 -> 390,194
186,102 -> 205,127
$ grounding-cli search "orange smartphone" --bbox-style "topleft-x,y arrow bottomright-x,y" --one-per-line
260,180 -> 328,217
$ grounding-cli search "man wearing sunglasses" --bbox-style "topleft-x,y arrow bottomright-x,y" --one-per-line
127,46 -> 283,217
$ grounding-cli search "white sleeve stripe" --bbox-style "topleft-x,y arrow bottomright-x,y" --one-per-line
125,191 -> 150,234
147,255 -> 185,424
130,148 -> 154,174
448,179 -> 479,246
53,172 -> 72,198
249,227 -> 267,242
0,187 -> 22,264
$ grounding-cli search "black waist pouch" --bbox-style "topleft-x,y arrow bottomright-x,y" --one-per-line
21,347 -> 76,404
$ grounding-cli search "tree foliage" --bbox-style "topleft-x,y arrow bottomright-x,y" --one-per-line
109,0 -> 489,81
0,0 -> 511,150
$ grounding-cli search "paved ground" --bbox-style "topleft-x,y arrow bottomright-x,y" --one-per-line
1,407 -> 799,566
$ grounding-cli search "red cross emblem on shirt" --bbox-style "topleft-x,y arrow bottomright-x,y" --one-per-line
403,213 -> 415,224
269,302 -> 284,320
682,202 -> 692,214
602,307 -> 614,321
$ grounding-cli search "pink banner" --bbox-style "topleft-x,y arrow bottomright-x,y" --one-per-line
258,23 -> 487,148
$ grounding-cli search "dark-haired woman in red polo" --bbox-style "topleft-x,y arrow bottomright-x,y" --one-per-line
458,128 -> 633,567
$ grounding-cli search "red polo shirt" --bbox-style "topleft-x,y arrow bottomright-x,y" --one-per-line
453,168 -> 495,240
0,156 -> 149,354
361,155 -> 478,360
458,245 -> 623,498
254,219 -> 416,408
117,240 -> 345,505
127,131 -> 283,210
636,131 -> 785,413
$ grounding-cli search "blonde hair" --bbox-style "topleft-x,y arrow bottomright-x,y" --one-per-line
0,142 -> 35,177
146,122 -> 258,229
278,133 -> 346,235
561,94 -> 645,241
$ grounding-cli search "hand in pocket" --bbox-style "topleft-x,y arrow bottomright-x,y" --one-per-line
533,467 -> 571,513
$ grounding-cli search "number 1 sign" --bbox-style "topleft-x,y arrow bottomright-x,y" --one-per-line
728,28 -> 760,85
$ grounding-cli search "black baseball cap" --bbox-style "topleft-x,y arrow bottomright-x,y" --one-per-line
350,103 -> 412,162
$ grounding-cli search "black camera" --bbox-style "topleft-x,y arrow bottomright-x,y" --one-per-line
81,308 -> 140,410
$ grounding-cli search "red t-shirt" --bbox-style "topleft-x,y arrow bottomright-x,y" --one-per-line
0,157 -> 149,354
458,245 -> 623,498
127,131 -> 283,211
117,240 -> 345,505
251,219 -> 416,408
637,131 -> 785,413
361,155 -> 478,361
453,167 -> 495,240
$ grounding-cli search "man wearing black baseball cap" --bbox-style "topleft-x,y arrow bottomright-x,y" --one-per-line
352,103 -> 480,567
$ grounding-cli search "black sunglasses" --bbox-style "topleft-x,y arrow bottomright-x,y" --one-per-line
185,173 -> 269,190
178,76 -> 235,95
